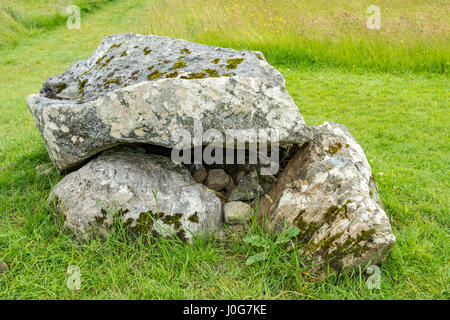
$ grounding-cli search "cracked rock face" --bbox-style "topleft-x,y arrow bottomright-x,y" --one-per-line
27,33 -> 312,172
259,122 -> 396,272
47,147 -> 222,241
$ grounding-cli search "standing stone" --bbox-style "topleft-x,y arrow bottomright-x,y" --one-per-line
47,147 -> 222,241
27,33 -> 312,172
259,122 -> 396,273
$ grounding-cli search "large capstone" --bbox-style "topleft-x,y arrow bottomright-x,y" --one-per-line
27,33 -> 312,172
259,122 -> 396,272
47,147 -> 222,241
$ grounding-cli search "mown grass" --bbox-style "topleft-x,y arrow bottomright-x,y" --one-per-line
0,0 -> 117,48
0,0 -> 448,299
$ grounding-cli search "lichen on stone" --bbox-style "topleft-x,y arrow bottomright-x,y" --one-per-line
327,142 -> 343,156
323,203 -> 348,224
104,77 -> 121,86
56,83 -> 67,94
181,72 -> 207,79
109,43 -> 122,50
147,70 -> 164,80
188,212 -> 199,223
226,58 -> 244,70
78,79 -> 87,96
165,71 -> 179,78
173,60 -> 187,69
162,213 -> 183,230
203,68 -> 219,77
95,55 -> 107,66
180,48 -> 191,55
99,56 -> 114,69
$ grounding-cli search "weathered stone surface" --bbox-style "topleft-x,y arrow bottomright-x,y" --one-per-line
27,33 -> 312,172
205,169 -> 230,191
39,33 -> 286,103
190,164 -> 208,183
225,176 -> 235,192
47,147 -> 222,241
228,172 -> 263,201
259,122 -> 395,272
224,201 -> 253,225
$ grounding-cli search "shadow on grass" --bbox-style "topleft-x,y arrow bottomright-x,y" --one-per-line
0,146 -> 59,192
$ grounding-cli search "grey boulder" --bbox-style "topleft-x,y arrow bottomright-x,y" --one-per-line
259,122 -> 396,272
47,147 -> 222,241
27,33 -> 312,172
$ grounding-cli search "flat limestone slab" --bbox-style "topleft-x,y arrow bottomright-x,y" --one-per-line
28,33 -> 312,172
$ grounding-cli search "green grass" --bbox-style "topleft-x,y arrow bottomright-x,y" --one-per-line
0,0 -> 449,299
0,0 -> 118,48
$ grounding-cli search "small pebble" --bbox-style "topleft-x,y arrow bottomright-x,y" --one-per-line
190,164 -> 208,183
224,201 -> 253,224
0,261 -> 9,273
205,169 -> 230,191
225,176 -> 235,192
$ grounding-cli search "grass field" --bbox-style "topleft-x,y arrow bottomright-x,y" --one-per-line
0,0 -> 448,299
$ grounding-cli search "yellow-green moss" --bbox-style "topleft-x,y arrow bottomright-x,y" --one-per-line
162,213 -> 183,230
143,47 -> 152,55
104,77 -> 120,86
222,72 -> 233,77
188,212 -> 199,223
180,48 -> 191,55
294,211 -> 319,243
55,83 -> 67,94
120,51 -> 127,57
226,58 -> 244,70
109,43 -> 121,50
327,142 -> 343,156
173,60 -> 187,69
324,203 -> 348,224
203,68 -> 219,77
147,70 -> 164,80
95,55 -> 107,66
211,58 -> 220,64
165,71 -> 179,78
181,72 -> 207,79
99,56 -> 114,69
78,79 -> 87,95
